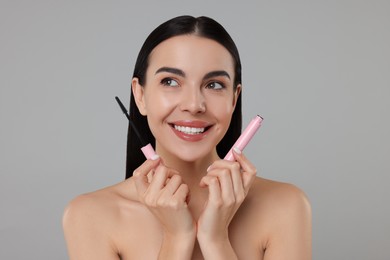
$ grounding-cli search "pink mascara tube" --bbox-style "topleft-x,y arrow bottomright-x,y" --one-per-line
115,96 -> 157,160
224,115 -> 263,161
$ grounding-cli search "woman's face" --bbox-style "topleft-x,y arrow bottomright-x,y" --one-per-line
133,35 -> 240,162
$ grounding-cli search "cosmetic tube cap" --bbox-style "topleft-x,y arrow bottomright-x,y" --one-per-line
141,143 -> 157,160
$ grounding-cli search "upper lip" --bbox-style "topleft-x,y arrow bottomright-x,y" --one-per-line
169,120 -> 212,128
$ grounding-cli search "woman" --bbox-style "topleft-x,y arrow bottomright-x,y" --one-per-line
63,15 -> 311,259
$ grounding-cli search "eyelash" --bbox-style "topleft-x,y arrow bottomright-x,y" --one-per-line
160,77 -> 179,87
205,81 -> 226,90
160,77 -> 226,91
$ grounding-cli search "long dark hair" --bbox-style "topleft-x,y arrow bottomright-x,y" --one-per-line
126,15 -> 242,178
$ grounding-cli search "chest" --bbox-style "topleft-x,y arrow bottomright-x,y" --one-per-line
115,207 -> 265,260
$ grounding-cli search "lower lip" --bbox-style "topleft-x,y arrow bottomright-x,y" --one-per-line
171,126 -> 210,142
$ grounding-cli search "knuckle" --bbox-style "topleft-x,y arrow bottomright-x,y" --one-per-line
179,183 -> 189,191
169,200 -> 181,210
209,176 -> 219,185
133,169 -> 141,177
245,168 -> 257,177
156,197 -> 169,208
171,174 -> 182,183
169,168 -> 180,176
144,196 -> 155,207
225,198 -> 236,207
232,162 -> 241,171
220,169 -> 230,177
158,166 -> 168,177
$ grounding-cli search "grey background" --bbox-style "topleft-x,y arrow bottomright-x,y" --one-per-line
1,0 -> 389,259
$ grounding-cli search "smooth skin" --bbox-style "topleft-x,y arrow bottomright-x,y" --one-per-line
63,35 -> 312,259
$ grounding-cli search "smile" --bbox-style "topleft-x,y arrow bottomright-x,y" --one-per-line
169,121 -> 213,142
173,125 -> 205,135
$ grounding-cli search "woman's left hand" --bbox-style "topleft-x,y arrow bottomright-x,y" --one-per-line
197,148 -> 257,250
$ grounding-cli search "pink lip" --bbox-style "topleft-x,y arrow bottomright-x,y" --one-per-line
169,120 -> 213,142
169,120 -> 211,128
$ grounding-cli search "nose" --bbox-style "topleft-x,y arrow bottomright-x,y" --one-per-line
179,87 -> 206,114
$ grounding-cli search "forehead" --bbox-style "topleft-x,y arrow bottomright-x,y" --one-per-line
148,35 -> 235,76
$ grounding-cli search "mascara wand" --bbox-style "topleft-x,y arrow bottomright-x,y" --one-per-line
115,96 -> 157,160
115,96 -> 146,145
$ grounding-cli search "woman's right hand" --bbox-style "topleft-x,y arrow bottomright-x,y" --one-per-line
133,157 -> 196,240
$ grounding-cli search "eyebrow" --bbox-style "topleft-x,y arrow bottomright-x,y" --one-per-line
155,67 -> 231,80
155,67 -> 185,77
203,70 -> 231,80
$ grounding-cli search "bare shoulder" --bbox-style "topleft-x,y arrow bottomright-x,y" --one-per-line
63,184 -> 122,228
247,176 -> 312,229
62,179 -> 140,259
246,177 -> 312,259
249,177 -> 311,212
62,185 -> 120,243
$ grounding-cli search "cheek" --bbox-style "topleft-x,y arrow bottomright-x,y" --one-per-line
207,95 -> 236,117
144,90 -> 177,120
207,96 -> 236,134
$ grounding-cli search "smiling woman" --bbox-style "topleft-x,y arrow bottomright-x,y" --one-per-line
133,34 -> 239,163
127,16 -> 243,178
62,15 -> 312,260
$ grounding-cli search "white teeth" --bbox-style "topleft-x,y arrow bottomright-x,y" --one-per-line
174,125 -> 205,135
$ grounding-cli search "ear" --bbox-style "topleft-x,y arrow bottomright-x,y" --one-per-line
232,84 -> 242,109
132,78 -> 147,116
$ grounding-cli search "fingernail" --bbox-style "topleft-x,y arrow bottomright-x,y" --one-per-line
151,154 -> 160,160
233,147 -> 242,154
206,165 -> 211,172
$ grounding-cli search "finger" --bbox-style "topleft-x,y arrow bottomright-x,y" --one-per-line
156,176 -> 187,208
206,159 -> 224,172
161,168 -> 180,185
206,158 -> 237,172
200,176 -> 222,207
232,149 -> 257,192
150,168 -> 179,185
206,160 -> 245,199
133,158 -> 161,195
148,165 -> 170,193
228,161 -> 246,200
172,183 -> 190,205
207,169 -> 235,205
162,174 -> 183,196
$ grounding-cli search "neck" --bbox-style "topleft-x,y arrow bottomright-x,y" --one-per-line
155,145 -> 220,188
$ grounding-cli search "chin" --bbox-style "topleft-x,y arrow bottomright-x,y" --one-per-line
174,150 -> 208,162
165,145 -> 217,163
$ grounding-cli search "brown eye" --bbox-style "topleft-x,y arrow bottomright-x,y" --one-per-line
206,81 -> 225,90
161,78 -> 179,87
